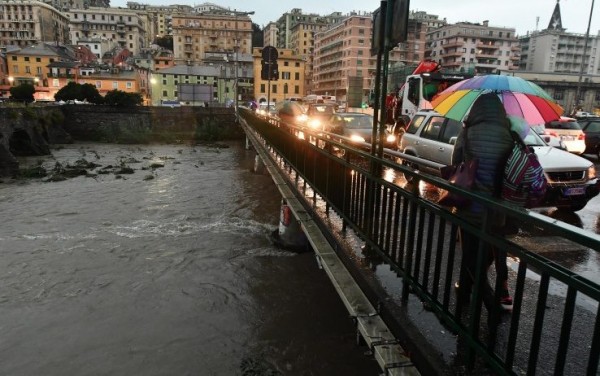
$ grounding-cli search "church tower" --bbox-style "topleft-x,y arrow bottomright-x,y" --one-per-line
547,0 -> 565,31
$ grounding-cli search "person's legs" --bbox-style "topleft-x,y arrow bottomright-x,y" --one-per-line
458,228 -> 496,310
493,248 -> 513,310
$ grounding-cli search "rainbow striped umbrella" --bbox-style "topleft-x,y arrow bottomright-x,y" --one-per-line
431,76 -> 563,124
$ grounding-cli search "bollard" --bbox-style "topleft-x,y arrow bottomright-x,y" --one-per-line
254,154 -> 265,174
269,199 -> 309,252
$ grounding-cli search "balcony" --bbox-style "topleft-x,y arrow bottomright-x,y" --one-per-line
443,40 -> 464,49
476,52 -> 498,59
441,51 -> 462,58
476,42 -> 500,49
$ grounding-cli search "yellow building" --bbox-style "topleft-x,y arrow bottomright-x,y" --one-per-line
5,43 -> 78,100
252,47 -> 305,104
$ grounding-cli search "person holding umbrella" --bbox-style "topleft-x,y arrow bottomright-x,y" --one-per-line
451,92 -> 514,313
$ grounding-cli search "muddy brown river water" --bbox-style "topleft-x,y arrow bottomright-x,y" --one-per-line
0,142 -> 380,375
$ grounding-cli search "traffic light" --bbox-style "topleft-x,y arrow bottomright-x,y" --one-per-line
260,61 -> 279,81
261,61 -> 270,80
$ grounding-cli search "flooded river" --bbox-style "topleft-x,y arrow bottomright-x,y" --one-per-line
0,142 -> 380,375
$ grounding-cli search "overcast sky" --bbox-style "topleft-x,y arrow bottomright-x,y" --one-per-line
112,0 -> 599,37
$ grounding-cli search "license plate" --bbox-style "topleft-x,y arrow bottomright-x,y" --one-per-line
563,186 -> 586,196
561,135 -> 575,141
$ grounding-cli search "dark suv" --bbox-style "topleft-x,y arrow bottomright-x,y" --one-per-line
576,117 -> 600,158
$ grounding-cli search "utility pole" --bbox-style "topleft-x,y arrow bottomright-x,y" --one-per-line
233,9 -> 255,122
574,0 -> 595,115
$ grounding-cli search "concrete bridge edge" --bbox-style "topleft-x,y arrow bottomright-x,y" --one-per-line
242,122 -> 421,376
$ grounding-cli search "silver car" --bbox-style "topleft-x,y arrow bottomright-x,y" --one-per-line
399,110 -> 599,211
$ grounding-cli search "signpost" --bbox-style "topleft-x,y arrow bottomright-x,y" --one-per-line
261,46 -> 278,106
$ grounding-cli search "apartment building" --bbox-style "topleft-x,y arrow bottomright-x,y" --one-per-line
425,20 -> 519,74
67,7 -> 148,55
126,2 -> 194,39
393,11 -> 446,65
312,13 -> 406,103
252,47 -> 305,103
0,0 -> 69,47
263,22 -> 277,47
275,8 -> 344,50
171,12 -> 253,66
519,1 -> 600,74
4,42 -> 79,100
149,64 -> 248,106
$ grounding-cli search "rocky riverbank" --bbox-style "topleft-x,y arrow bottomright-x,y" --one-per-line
0,105 -> 242,178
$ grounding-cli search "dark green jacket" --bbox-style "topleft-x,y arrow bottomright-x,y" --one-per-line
451,93 -> 514,222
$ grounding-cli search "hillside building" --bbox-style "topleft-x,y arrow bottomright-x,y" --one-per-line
425,20 -> 520,74
0,0 -> 70,47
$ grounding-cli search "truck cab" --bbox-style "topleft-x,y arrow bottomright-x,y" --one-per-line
398,72 -> 472,123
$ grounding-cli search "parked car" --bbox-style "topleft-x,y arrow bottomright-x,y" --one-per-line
399,110 -> 599,211
327,112 -> 396,147
543,116 -> 586,155
530,124 -> 567,150
576,117 -> 600,158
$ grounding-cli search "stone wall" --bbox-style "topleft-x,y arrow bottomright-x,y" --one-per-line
60,105 -> 244,143
0,105 -> 244,177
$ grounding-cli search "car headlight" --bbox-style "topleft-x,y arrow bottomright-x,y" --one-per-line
386,134 -> 396,143
588,165 -> 597,179
308,119 -> 321,129
350,134 -> 365,143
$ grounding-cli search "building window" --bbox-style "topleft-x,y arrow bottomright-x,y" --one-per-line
126,82 -> 132,89
295,72 -> 300,80
52,79 -> 59,87
163,90 -> 167,96
25,66 -> 30,73
36,67 -> 42,74
295,85 -> 299,94
11,56 -> 16,61
554,90 -> 564,101
112,81 -> 118,89
12,66 -> 18,73
272,84 -> 277,93
96,81 -> 101,88
260,83 -> 265,93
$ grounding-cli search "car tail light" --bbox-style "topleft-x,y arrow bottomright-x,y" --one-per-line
578,133 -> 585,140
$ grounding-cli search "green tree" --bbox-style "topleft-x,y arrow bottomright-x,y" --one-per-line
54,82 -> 82,102
154,35 -> 173,51
9,83 -> 35,103
252,23 -> 263,48
80,83 -> 104,104
103,90 -> 143,107
55,82 -> 103,104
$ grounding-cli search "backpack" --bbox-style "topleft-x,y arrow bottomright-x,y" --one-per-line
501,131 -> 548,208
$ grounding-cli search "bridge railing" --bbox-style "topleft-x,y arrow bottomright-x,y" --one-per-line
241,109 -> 600,375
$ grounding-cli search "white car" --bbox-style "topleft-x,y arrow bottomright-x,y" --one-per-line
543,117 -> 587,155
399,111 -> 599,211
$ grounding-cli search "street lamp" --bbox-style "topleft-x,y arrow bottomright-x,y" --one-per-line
233,9 -> 255,122
149,76 -> 157,106
8,76 -> 14,86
